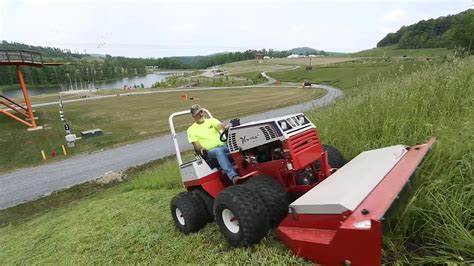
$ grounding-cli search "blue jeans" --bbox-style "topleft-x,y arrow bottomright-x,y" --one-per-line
207,144 -> 237,179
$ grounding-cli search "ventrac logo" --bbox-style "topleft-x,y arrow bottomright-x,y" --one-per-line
240,134 -> 259,145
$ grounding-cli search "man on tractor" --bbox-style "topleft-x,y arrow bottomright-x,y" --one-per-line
187,104 -> 240,183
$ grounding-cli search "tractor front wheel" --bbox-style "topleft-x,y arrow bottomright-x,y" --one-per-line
323,144 -> 347,168
192,188 -> 214,222
243,175 -> 289,228
214,185 -> 269,247
170,191 -> 208,234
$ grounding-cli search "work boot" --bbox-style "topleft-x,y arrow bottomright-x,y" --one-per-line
231,175 -> 240,184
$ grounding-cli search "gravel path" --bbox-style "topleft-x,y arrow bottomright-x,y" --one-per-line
0,84 -> 343,209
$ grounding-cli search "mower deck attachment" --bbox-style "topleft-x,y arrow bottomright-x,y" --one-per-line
278,138 -> 435,265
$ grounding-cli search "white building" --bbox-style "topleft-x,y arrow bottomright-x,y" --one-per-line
287,54 -> 305,58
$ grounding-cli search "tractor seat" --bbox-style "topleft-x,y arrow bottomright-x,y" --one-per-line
195,148 -> 233,170
202,155 -> 220,169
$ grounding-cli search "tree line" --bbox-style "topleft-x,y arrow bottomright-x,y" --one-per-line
0,41 -> 292,87
377,9 -> 474,54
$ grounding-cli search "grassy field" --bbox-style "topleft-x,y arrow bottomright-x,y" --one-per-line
219,57 -> 355,75
268,60 -> 433,89
0,57 -> 471,264
266,57 -> 357,66
0,57 -> 472,264
0,87 -> 325,172
153,75 -> 265,88
352,45 -> 453,58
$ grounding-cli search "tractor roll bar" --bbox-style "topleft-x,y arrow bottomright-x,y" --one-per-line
168,108 -> 213,165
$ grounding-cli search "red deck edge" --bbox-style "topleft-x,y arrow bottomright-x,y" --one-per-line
342,137 -> 436,228
278,138 -> 436,266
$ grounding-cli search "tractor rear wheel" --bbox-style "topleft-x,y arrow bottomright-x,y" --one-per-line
243,175 -> 289,228
214,185 -> 269,247
192,188 -> 214,222
170,191 -> 208,234
323,144 -> 347,168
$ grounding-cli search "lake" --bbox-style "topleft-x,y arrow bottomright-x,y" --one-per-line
2,73 -> 171,98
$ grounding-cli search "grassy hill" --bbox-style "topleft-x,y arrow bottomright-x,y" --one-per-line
307,57 -> 473,263
377,9 -> 473,53
0,57 -> 472,264
268,60 -> 429,89
352,45 -> 453,57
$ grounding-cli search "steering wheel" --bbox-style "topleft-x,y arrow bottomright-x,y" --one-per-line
220,128 -> 229,142
219,118 -> 240,142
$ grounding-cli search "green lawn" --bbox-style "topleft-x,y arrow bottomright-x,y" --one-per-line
268,61 -> 431,89
219,57 -> 357,75
0,87 -> 325,172
153,75 -> 264,88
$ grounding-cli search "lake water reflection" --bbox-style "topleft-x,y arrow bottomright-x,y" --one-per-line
2,73 -> 171,98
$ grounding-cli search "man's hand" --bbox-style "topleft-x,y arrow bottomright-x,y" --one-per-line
219,122 -> 231,130
192,142 -> 207,157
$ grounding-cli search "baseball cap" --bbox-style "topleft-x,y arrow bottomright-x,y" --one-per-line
190,104 -> 203,116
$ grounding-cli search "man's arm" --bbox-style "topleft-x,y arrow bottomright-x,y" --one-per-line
192,141 -> 207,156
218,122 -> 230,130
213,118 -> 230,130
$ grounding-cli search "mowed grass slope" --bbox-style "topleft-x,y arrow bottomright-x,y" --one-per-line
268,60 -> 432,89
0,158 -> 305,264
352,45 -> 453,57
0,87 -> 324,172
0,58 -> 472,264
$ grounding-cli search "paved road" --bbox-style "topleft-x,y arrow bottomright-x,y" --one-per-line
0,84 -> 343,209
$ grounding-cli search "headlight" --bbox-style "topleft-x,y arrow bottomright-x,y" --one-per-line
298,116 -> 305,125
279,120 -> 292,131
297,115 -> 308,125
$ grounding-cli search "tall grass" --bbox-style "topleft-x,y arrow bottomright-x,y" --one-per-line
307,58 -> 473,263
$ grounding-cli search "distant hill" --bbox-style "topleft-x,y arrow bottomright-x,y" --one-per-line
0,41 -> 85,61
377,9 -> 473,53
289,47 -> 327,55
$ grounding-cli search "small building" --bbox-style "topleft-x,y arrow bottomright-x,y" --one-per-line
255,53 -> 264,60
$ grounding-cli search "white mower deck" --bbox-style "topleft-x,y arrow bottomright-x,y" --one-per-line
290,144 -> 408,214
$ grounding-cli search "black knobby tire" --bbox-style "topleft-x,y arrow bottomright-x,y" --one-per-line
243,175 -> 289,228
192,188 -> 214,222
214,185 -> 269,247
323,144 -> 348,168
170,191 -> 208,234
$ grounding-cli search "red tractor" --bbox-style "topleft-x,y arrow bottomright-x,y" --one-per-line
168,109 -> 434,265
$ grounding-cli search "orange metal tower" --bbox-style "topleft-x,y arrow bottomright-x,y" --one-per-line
0,49 -> 62,130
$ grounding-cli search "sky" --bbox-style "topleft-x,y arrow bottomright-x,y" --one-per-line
0,0 -> 472,58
